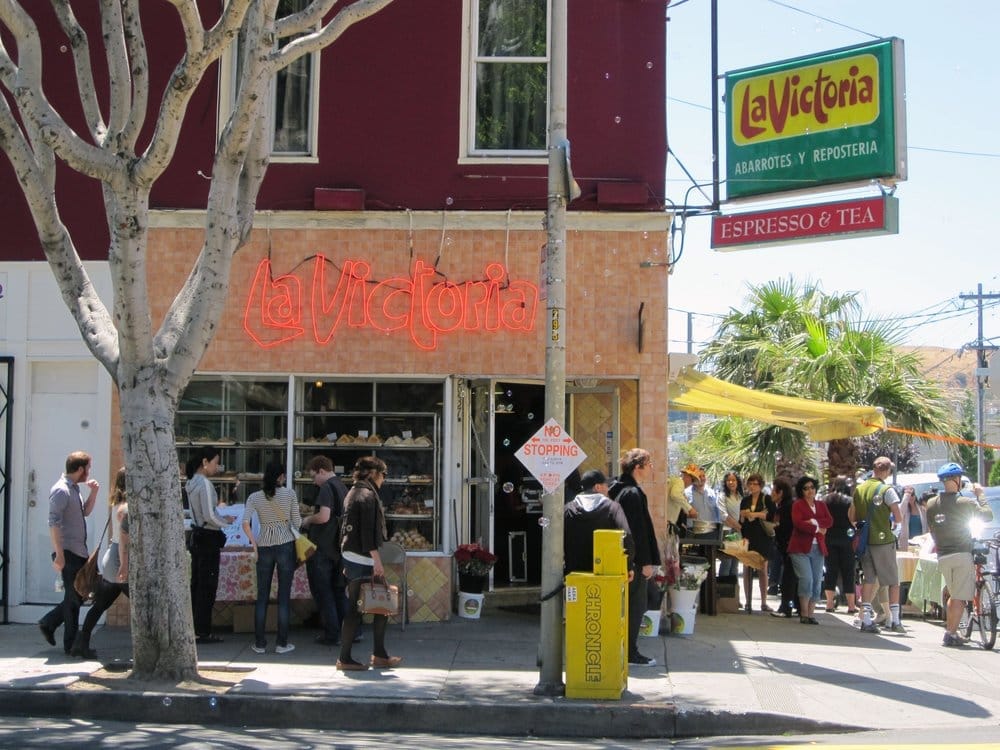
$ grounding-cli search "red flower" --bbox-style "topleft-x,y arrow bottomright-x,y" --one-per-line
454,543 -> 497,576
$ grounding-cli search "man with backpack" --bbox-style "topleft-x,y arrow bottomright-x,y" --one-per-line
302,456 -> 350,646
851,456 -> 905,634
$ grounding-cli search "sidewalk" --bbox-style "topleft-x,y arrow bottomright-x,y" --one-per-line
2,604 -> 999,739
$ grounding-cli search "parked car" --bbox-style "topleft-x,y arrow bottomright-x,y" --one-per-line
971,486 -> 1000,541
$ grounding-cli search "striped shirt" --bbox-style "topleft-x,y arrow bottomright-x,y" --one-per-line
244,487 -> 301,548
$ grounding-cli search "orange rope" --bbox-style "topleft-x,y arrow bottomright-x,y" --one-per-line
863,421 -> 1000,451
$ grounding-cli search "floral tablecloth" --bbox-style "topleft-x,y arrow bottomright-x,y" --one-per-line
215,549 -> 313,602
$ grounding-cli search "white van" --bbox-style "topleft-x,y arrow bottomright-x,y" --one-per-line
893,472 -> 973,500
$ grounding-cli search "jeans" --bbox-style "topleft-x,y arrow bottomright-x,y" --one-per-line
791,546 -> 825,602
189,531 -> 223,637
718,555 -> 739,577
255,541 -> 296,648
81,578 -> 129,636
306,551 -> 348,640
40,549 -> 86,651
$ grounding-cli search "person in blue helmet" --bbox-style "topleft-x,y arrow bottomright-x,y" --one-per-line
926,462 -> 992,647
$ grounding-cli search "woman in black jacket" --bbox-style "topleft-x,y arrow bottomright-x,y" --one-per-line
823,477 -> 857,614
336,456 -> 401,671
769,478 -> 798,618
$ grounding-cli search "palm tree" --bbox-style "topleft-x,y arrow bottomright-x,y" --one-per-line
690,277 -> 957,481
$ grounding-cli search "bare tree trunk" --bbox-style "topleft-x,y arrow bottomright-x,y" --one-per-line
119,376 -> 197,681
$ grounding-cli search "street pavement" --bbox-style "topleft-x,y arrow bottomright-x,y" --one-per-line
2,600 -> 999,740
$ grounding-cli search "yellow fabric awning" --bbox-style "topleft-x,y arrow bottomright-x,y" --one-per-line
668,368 -> 886,442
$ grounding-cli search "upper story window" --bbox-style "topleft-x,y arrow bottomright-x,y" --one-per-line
218,0 -> 320,162
461,0 -> 550,162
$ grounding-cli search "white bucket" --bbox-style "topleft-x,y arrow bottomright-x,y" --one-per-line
458,591 -> 485,619
638,609 -> 661,637
669,587 -> 699,635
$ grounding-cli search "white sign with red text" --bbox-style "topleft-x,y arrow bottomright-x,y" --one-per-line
514,418 -> 586,494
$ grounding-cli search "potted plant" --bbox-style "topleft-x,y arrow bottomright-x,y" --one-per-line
454,543 -> 497,594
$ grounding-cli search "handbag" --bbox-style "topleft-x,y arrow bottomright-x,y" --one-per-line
760,519 -> 777,537
359,575 -> 400,616
74,515 -> 111,602
272,496 -> 316,565
293,528 -> 317,565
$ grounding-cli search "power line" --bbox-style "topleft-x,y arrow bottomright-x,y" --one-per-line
763,0 -> 881,39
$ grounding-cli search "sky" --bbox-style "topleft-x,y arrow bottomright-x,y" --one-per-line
663,0 -> 999,357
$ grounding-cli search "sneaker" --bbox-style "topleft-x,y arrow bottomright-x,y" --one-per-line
275,643 -> 295,655
860,622 -> 880,634
250,643 -> 266,654
889,622 -> 906,634
767,585 -> 779,596
628,653 -> 657,666
943,632 -> 966,647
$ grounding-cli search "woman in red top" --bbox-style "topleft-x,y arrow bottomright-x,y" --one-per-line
788,476 -> 833,625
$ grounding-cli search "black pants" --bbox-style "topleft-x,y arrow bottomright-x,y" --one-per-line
81,578 -> 129,637
189,530 -> 224,637
40,549 -> 86,651
779,550 -> 799,614
822,539 -> 855,595
627,571 -> 648,659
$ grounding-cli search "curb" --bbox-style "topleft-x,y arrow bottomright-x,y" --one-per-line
0,688 -> 859,739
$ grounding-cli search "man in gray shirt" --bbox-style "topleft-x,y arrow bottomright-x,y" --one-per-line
38,451 -> 100,653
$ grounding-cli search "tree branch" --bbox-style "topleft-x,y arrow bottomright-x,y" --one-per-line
275,0 -> 337,38
133,0 -> 252,187
99,0 -> 131,142
270,0 -> 396,73
120,0 -> 149,151
47,0 -> 107,141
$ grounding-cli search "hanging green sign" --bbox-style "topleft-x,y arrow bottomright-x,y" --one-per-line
724,38 -> 906,199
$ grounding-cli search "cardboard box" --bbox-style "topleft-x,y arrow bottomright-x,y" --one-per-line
716,581 -> 740,614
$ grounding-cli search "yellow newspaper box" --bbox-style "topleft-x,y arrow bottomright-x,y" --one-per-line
592,529 -> 629,576
565,573 -> 627,699
565,530 -> 629,700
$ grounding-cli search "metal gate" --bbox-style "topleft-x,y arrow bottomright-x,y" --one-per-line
0,357 -> 13,623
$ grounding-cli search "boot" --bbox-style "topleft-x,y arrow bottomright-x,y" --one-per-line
69,631 -> 97,660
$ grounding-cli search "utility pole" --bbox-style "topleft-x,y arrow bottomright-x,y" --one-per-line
535,0 -> 571,697
959,283 -> 1000,482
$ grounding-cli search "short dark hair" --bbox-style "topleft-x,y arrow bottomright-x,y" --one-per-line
66,451 -> 91,474
579,469 -> 607,492
307,455 -> 333,473
796,475 -> 819,497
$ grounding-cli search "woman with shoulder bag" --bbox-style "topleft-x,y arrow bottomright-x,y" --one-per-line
243,462 -> 301,655
71,466 -> 131,659
739,473 -> 776,613
336,456 -> 402,671
185,446 -> 236,645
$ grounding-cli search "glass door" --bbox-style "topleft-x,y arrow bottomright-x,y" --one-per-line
466,380 -> 496,586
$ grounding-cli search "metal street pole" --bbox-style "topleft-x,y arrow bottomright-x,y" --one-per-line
535,0 -> 568,697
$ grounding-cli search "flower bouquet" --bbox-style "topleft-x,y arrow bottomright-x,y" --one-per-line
673,560 -> 710,591
455,543 -> 497,593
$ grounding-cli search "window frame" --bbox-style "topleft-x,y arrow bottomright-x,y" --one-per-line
458,0 -> 551,164
216,15 -> 321,164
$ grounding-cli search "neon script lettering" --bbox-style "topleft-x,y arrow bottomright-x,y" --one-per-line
243,257 -> 538,350
734,54 -> 878,145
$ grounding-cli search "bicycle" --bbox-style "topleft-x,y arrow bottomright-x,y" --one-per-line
962,538 -> 1000,649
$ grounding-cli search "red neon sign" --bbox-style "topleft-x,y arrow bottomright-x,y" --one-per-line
243,256 -> 539,350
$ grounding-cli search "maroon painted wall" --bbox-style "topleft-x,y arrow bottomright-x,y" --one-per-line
0,0 -> 667,261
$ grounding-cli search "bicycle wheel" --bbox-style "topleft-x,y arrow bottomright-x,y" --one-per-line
978,581 -> 997,650
964,600 -> 975,639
